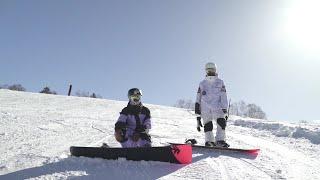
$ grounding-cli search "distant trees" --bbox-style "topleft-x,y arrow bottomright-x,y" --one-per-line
39,87 -> 57,95
0,83 -> 103,99
229,101 -> 246,116
174,99 -> 194,110
90,93 -> 102,98
75,90 -> 90,97
230,100 -> 267,119
174,99 -> 267,120
75,90 -> 102,99
0,84 -> 26,91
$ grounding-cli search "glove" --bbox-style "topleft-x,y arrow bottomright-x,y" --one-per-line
132,132 -> 140,142
140,132 -> 151,142
197,117 -> 203,132
133,125 -> 148,142
222,109 -> 228,120
114,128 -> 126,142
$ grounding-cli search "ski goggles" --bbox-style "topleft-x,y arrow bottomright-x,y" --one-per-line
129,94 -> 141,102
206,68 -> 216,74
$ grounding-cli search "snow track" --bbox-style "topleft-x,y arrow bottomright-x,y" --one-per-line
0,90 -> 319,179
226,127 -> 320,179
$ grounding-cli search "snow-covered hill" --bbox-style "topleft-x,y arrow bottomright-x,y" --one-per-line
0,89 -> 319,179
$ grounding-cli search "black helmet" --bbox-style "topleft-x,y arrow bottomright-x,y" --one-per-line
128,88 -> 142,105
127,88 -> 142,99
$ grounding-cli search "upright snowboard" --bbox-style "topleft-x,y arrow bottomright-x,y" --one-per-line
70,144 -> 192,164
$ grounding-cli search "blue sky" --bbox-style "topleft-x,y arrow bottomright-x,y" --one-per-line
1,0 -> 319,121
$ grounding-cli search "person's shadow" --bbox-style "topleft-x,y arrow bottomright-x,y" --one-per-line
0,156 -> 186,180
0,149 -> 258,180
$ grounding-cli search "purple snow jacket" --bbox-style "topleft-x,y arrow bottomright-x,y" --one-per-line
115,102 -> 151,148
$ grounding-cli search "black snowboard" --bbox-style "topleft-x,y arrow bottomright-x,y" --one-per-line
70,144 -> 192,164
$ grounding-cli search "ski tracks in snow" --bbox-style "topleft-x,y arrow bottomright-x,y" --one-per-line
188,150 -> 271,180
226,128 -> 320,179
210,157 -> 231,180
180,125 -> 320,180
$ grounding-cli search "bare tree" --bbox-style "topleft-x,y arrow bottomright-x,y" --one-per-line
175,98 -> 267,119
245,104 -> 267,119
39,87 -> 57,95
90,92 -> 103,98
75,91 -> 102,98
75,90 -> 90,97
230,100 -> 247,117
174,99 -> 194,110
91,93 -> 97,98
230,100 -> 267,119
8,84 -> 26,91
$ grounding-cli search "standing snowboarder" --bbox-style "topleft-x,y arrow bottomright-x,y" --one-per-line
195,62 -> 229,147
114,88 -> 152,148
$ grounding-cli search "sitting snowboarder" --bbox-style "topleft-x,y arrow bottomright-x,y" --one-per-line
195,62 -> 230,148
114,88 -> 152,148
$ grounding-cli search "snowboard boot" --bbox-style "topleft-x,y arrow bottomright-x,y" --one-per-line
216,140 -> 229,148
205,141 -> 216,147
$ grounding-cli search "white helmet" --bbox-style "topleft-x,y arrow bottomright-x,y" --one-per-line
205,62 -> 217,74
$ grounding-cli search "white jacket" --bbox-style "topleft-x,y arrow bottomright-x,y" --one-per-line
196,76 -> 228,115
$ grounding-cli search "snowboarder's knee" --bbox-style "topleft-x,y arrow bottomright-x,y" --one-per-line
204,121 -> 213,132
217,118 -> 226,130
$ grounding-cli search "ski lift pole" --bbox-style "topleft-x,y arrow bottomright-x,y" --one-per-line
68,84 -> 72,96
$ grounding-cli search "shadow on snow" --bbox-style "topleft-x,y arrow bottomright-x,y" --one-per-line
1,149 -> 258,179
0,156 -> 186,180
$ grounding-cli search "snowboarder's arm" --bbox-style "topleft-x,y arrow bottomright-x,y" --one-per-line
115,108 -> 128,129
195,86 -> 202,115
115,118 -> 126,130
114,108 -> 129,143
134,107 -> 151,142
220,81 -> 228,110
142,108 -> 151,130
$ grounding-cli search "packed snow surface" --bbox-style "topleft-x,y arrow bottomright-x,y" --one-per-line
0,89 -> 319,179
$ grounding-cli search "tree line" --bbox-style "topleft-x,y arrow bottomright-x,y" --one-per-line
174,99 -> 267,120
0,84 -> 266,119
0,84 -> 102,99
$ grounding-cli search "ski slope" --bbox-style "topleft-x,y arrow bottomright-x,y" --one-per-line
0,89 -> 319,179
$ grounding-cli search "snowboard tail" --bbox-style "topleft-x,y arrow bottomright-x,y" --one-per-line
169,142 -> 260,155
70,144 -> 192,164
192,144 -> 260,154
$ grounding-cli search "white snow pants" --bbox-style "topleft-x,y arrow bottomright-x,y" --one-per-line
201,109 -> 226,142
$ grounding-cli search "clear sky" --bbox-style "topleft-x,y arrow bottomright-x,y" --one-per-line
1,0 -> 319,122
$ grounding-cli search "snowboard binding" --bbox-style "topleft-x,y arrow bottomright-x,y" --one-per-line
185,139 -> 197,145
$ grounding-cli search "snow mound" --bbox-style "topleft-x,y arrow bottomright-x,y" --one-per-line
312,120 -> 320,124
232,118 -> 320,144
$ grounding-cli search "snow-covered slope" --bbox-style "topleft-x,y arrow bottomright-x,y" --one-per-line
0,89 -> 319,179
